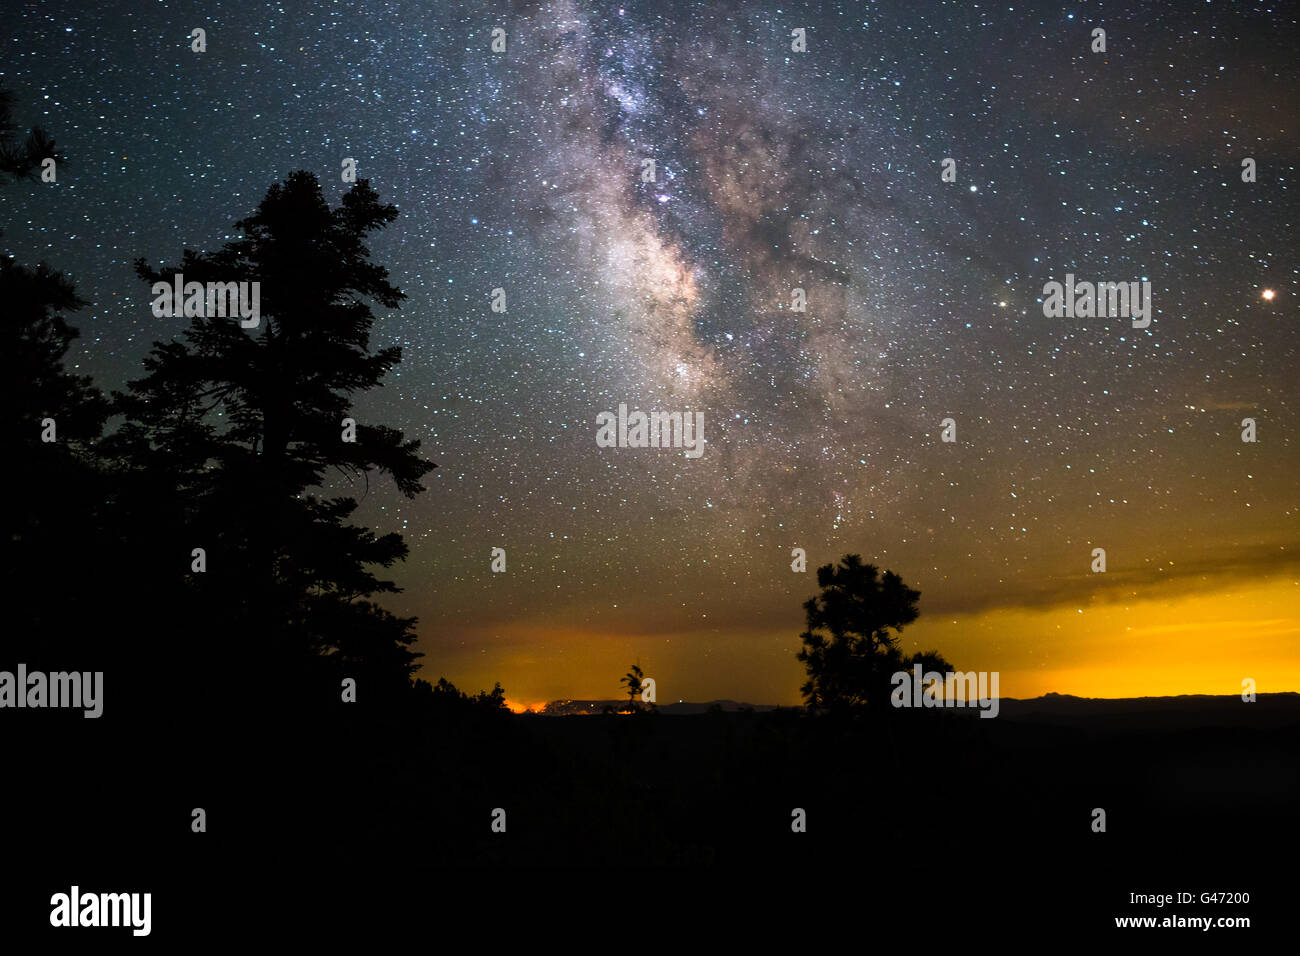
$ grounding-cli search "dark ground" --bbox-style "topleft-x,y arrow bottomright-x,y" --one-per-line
6,692 -> 1295,941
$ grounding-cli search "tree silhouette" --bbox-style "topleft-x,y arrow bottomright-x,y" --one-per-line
796,554 -> 923,713
1,87 -> 110,666
414,677 -> 510,715
904,648 -> 954,676
0,86 -> 64,183
0,86 -> 103,459
111,170 -> 436,699
1,258 -> 112,651
621,662 -> 645,713
1,259 -> 108,452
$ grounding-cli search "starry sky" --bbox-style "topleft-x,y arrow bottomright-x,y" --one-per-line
3,0 -> 1297,708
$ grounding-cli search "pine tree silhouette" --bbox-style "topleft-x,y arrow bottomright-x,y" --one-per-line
115,171 -> 435,703
1,85 -> 108,666
0,86 -> 64,183
797,554 -> 932,713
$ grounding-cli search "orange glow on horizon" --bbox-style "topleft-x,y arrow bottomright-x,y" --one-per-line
425,574 -> 1299,707
504,699 -> 548,714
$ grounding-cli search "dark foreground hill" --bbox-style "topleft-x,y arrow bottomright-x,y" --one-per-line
9,691 -> 1295,937
999,690 -> 1300,726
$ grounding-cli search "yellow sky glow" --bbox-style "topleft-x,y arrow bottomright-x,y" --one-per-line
420,574 -> 1300,706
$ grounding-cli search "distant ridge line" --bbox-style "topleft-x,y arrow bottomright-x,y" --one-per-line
534,692 -> 1300,715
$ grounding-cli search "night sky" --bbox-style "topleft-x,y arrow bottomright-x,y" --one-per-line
3,0 -> 1296,708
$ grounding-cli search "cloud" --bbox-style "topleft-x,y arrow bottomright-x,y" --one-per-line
924,542 -> 1300,616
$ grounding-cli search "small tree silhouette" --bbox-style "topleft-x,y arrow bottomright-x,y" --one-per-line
797,554 -> 924,713
621,662 -> 645,714
0,86 -> 65,182
416,677 -> 509,715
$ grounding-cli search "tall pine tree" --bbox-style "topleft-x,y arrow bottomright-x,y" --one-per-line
115,171 -> 435,704
1,84 -> 109,664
